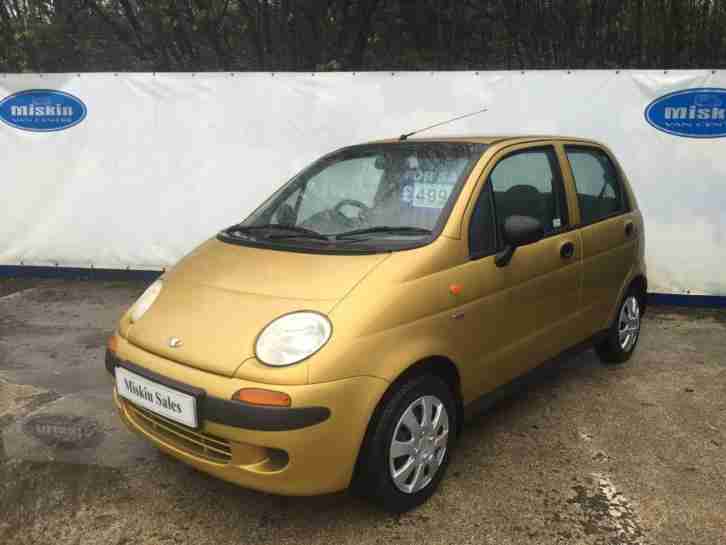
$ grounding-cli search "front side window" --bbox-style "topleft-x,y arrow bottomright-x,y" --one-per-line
488,147 -> 568,245
224,142 -> 487,252
565,146 -> 625,225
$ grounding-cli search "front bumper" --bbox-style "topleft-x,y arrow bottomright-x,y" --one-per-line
107,337 -> 389,496
107,353 -> 330,431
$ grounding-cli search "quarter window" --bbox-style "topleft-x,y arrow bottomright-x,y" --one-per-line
468,183 -> 497,258
488,147 -> 568,245
565,147 -> 625,225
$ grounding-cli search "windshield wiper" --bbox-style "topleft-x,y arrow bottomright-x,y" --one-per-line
227,224 -> 330,241
335,226 -> 432,239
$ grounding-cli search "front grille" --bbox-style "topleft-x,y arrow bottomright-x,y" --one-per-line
125,402 -> 232,464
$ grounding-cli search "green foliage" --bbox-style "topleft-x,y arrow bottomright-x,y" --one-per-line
0,0 -> 724,72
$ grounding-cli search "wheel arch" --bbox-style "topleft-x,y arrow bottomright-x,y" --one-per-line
608,271 -> 649,328
350,355 -> 464,492
628,274 -> 648,315
389,356 -> 464,433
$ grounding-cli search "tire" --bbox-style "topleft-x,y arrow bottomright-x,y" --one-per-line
595,290 -> 642,364
352,374 -> 457,513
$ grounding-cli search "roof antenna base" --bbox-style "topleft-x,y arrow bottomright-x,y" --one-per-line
395,108 -> 488,141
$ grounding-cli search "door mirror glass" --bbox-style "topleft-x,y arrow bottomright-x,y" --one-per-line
503,215 -> 544,247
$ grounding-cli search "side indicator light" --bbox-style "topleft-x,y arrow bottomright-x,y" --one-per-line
232,388 -> 291,407
107,333 -> 119,354
449,284 -> 463,296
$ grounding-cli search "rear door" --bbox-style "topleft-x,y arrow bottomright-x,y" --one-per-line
460,142 -> 584,396
560,144 -> 638,334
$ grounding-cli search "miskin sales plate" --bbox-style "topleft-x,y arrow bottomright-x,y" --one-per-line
116,366 -> 198,428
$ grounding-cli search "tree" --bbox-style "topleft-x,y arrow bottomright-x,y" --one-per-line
0,0 -> 724,72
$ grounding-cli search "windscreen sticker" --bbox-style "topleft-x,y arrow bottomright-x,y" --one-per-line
412,182 -> 453,209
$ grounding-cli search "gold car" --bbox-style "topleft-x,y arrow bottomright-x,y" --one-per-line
107,136 -> 646,512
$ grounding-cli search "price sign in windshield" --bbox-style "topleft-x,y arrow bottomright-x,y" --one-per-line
412,182 -> 453,209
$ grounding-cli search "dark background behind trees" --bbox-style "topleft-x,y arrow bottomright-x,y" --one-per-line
1,1 -> 725,73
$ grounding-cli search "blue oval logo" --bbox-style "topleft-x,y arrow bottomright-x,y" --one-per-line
0,89 -> 87,132
645,88 -> 726,138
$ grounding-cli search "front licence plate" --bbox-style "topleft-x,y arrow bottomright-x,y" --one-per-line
116,367 -> 198,428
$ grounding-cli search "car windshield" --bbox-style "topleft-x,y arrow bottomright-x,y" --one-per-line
229,142 -> 487,250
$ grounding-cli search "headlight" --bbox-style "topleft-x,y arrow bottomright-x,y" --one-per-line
255,312 -> 332,367
129,279 -> 163,323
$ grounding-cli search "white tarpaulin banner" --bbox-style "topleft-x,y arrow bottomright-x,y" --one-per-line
1,71 -> 724,295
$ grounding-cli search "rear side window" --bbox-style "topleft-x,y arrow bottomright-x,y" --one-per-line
565,147 -> 625,225
488,147 -> 569,242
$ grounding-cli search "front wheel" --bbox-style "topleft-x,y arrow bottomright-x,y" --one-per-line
352,375 -> 456,513
595,291 -> 642,364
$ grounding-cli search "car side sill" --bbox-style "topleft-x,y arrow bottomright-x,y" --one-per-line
463,331 -> 607,421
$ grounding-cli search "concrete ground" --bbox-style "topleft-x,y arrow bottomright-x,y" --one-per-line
1,279 -> 724,545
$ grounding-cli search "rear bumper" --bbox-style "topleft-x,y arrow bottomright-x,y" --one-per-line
107,338 -> 389,496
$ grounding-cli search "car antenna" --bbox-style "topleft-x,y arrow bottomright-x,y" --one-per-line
399,108 -> 488,141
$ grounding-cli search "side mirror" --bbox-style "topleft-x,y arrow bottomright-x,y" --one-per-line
495,215 -> 544,267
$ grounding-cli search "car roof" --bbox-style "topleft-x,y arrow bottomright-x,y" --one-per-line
371,135 -> 605,146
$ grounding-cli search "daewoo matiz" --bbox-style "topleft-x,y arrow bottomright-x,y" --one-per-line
107,136 -> 646,512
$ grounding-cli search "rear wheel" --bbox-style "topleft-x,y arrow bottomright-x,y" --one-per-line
353,375 -> 456,513
595,291 -> 642,364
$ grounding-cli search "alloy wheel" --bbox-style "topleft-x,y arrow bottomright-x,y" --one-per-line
618,295 -> 641,351
388,395 -> 450,494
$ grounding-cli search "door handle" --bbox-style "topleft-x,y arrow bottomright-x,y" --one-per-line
560,241 -> 575,259
625,221 -> 635,237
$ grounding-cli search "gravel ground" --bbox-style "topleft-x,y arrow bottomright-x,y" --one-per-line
1,279 -> 724,545
0,278 -> 58,298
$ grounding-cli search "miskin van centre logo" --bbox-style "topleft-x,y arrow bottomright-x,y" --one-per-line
0,89 -> 87,132
645,88 -> 726,138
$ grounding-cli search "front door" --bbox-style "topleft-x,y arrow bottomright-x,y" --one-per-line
462,143 -> 583,396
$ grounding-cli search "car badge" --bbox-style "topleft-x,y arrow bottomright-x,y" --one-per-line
168,337 -> 183,348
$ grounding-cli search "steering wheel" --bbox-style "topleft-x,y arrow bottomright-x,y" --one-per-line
333,199 -> 370,226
